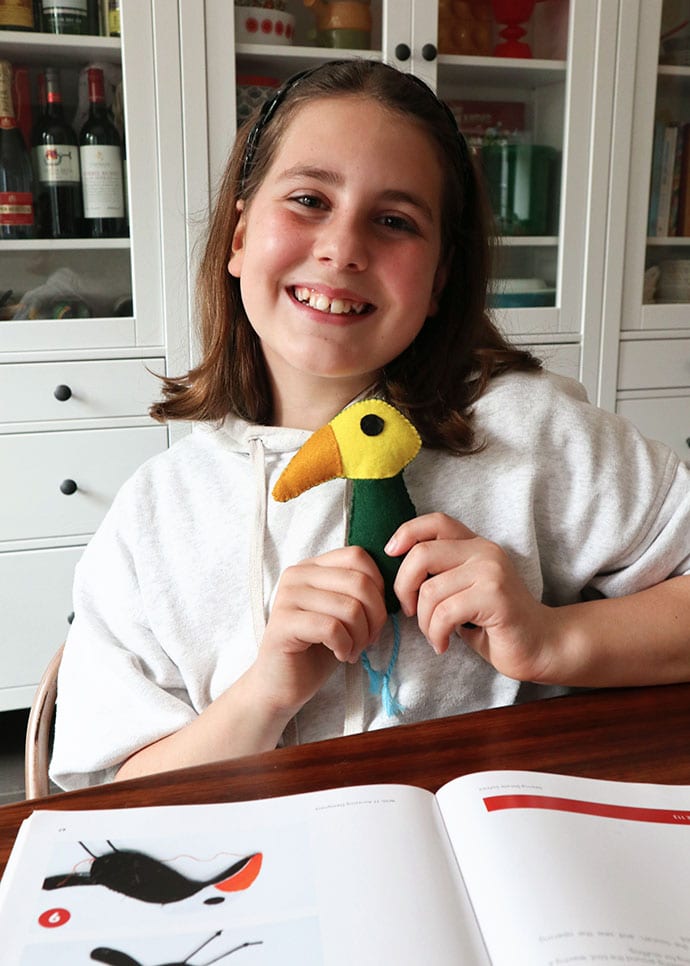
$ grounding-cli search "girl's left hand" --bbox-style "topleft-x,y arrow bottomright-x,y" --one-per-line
387,513 -> 557,682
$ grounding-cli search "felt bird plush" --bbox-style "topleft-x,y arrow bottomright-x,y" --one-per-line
273,399 -> 422,714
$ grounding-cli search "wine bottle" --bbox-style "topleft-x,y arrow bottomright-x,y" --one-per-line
41,0 -> 88,34
106,0 -> 119,37
0,60 -> 35,239
79,66 -> 124,238
0,1 -> 35,30
86,0 -> 99,34
32,68 -> 83,238
12,64 -> 32,149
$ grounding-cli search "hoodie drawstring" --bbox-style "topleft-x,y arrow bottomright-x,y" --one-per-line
248,437 -> 268,647
248,437 -> 300,746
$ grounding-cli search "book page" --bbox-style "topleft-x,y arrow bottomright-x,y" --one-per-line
436,770 -> 690,966
0,783 -> 489,966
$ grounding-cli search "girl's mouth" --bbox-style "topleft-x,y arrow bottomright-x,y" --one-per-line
292,286 -> 373,317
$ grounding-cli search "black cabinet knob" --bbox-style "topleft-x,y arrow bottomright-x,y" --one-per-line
686,437 -> 690,449
395,43 -> 411,61
54,384 -> 72,401
67,611 -> 75,624
60,479 -> 78,495
422,43 -> 437,61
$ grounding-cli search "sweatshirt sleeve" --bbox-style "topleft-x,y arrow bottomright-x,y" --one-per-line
531,374 -> 690,601
49,480 -> 198,790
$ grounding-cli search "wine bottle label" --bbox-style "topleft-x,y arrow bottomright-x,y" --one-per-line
80,144 -> 124,218
41,0 -> 87,12
0,2 -> 34,28
0,191 -> 34,226
33,144 -> 80,184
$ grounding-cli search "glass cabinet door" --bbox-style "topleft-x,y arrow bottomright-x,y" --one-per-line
621,0 -> 690,332
432,0 -> 607,374
191,0 -> 614,389
0,5 -> 163,354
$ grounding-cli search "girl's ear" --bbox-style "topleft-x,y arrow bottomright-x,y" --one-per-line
227,201 -> 246,278
428,255 -> 450,316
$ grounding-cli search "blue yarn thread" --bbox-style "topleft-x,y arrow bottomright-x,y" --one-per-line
360,612 -> 404,717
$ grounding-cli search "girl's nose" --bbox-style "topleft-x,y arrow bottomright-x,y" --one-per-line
313,213 -> 368,271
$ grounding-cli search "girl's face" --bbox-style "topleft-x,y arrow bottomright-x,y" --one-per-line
228,95 -> 447,421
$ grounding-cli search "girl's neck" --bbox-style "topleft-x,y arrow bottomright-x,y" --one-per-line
270,373 -> 380,431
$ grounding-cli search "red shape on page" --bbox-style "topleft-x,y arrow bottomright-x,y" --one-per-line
38,907 -> 71,928
484,794 -> 690,825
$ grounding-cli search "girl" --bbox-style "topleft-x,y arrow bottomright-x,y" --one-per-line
51,60 -> 690,790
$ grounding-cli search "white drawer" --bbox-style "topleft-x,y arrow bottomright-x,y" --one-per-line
0,425 -> 168,543
0,545 -> 82,711
0,358 -> 165,424
618,340 -> 690,391
617,396 -> 690,463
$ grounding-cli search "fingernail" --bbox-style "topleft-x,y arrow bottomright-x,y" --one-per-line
384,536 -> 399,555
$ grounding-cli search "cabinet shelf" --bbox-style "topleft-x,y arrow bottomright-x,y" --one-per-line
499,236 -> 559,246
647,236 -> 690,246
0,31 -> 120,66
438,54 -> 567,87
1,238 -> 130,252
235,43 -> 382,77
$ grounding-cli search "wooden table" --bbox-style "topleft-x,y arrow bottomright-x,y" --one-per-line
2,681 -> 690,876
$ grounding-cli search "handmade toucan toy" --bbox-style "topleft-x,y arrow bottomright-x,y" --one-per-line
273,399 -> 422,715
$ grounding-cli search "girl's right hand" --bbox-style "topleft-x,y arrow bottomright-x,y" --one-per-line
251,546 -> 388,719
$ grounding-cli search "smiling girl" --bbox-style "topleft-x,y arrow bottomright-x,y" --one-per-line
51,60 -> 690,790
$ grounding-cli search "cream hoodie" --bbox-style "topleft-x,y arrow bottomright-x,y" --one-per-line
51,371 -> 690,789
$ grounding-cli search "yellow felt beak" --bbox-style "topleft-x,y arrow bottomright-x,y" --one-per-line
272,424 -> 343,502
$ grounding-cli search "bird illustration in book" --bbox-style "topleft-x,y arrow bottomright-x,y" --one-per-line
42,841 -> 263,905
273,398 -> 422,715
90,930 -> 263,965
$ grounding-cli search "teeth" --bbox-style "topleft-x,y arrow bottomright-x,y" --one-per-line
293,287 -> 368,316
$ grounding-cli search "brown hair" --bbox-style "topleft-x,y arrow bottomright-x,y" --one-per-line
150,59 -> 540,451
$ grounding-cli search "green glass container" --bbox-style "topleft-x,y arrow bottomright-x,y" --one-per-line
480,143 -> 559,236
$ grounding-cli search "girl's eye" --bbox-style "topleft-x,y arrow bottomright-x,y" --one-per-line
290,194 -> 325,209
378,214 -> 417,234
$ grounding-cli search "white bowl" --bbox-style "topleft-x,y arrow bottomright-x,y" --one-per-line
235,8 -> 295,45
660,259 -> 690,280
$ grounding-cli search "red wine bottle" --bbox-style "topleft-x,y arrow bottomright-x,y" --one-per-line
79,67 -> 125,238
0,60 -> 35,239
32,68 -> 83,238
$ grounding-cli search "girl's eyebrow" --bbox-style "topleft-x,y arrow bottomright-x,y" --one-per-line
277,164 -> 436,223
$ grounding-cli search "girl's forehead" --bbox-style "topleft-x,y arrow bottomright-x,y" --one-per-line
284,93 -> 418,136
270,95 -> 442,173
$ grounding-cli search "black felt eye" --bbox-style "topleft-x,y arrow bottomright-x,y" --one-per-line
360,414 -> 385,436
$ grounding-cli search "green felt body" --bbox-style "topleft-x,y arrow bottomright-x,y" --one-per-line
348,473 -> 417,614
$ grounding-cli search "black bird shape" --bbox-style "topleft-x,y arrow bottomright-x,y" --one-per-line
91,930 -> 263,965
43,841 -> 263,904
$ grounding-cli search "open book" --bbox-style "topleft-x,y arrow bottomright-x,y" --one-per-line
1,769 -> 690,965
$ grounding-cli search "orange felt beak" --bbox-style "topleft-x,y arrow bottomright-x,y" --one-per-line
272,424 -> 343,502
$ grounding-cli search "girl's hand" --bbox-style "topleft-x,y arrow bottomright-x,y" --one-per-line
252,546 -> 388,718
387,513 -> 556,682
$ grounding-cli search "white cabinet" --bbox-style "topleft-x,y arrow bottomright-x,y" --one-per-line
0,4 -> 182,709
599,0 -> 690,461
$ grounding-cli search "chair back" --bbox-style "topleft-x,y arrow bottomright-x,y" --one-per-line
24,644 -> 64,799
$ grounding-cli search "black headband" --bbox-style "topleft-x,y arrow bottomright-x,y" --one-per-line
238,59 -> 472,194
